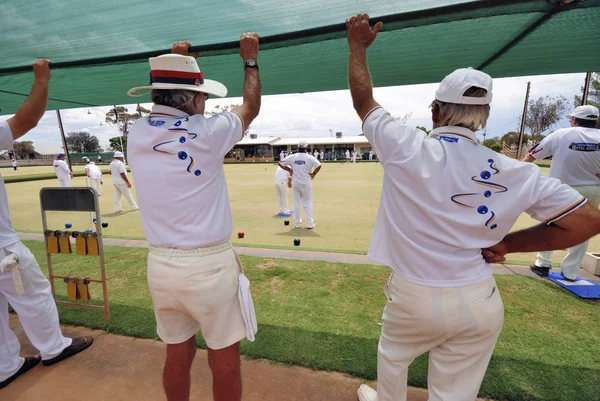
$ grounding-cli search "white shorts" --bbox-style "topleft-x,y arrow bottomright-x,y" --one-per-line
147,242 -> 246,349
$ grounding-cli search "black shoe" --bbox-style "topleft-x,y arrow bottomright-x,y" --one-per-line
42,336 -> 94,366
530,265 -> 550,277
0,356 -> 41,389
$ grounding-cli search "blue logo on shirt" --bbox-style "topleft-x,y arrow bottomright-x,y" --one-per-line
568,142 -> 599,152
438,135 -> 459,143
294,160 -> 306,165
149,119 -> 166,127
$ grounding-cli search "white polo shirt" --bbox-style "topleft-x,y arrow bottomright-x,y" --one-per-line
281,152 -> 321,185
529,126 -> 600,186
128,104 -> 243,249
86,163 -> 102,179
274,166 -> 290,183
363,107 -> 586,288
0,121 -> 20,248
109,159 -> 128,185
53,159 -> 70,180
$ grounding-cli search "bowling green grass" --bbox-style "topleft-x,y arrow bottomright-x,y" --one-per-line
19,240 -> 599,401
3,162 -> 599,265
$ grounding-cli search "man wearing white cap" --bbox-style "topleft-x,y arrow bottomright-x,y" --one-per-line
279,140 -> 321,228
84,160 -> 103,196
127,36 -> 261,401
109,151 -> 138,213
524,104 -> 600,281
347,14 -> 600,401
0,59 -> 93,390
53,153 -> 71,187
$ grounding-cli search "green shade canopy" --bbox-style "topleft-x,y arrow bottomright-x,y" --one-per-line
1,0 -> 599,115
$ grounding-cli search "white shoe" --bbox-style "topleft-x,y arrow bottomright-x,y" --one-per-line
306,224 -> 315,229
131,206 -> 139,211
295,224 -> 301,229
357,384 -> 377,401
114,209 -> 123,213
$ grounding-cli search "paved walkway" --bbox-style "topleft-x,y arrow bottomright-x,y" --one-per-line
17,232 -> 599,281
3,314 -> 494,401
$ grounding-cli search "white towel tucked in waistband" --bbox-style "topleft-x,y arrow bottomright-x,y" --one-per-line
238,273 -> 257,342
0,253 -> 25,295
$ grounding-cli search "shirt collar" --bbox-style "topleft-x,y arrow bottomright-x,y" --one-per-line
150,105 -> 190,118
430,126 -> 477,142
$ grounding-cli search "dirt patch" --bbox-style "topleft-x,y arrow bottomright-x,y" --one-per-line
255,260 -> 278,270
266,276 -> 284,293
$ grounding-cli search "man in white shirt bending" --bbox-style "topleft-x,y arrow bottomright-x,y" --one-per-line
279,141 -> 321,228
53,153 -> 71,187
274,166 -> 292,216
524,105 -> 600,281
109,151 -> 138,213
85,161 -> 103,196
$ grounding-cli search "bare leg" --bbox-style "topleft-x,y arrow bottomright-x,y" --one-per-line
208,342 -> 241,401
163,335 -> 196,401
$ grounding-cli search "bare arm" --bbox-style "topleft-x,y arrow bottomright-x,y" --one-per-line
522,154 -> 536,163
310,165 -> 322,180
7,60 -> 51,140
278,162 -> 293,176
287,177 -> 292,188
120,172 -> 132,187
346,14 -> 383,121
483,202 -> 600,263
233,33 -> 261,133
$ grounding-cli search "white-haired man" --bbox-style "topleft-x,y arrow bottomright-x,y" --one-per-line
84,160 -> 103,196
53,153 -> 71,187
109,151 -> 138,213
0,59 -> 93,390
127,36 -> 261,401
524,104 -> 600,281
346,14 -> 600,401
279,140 -> 321,228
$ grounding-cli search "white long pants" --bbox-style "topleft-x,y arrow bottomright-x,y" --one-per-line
0,241 -> 72,381
274,181 -> 290,213
292,182 -> 314,226
535,184 -> 600,279
113,183 -> 138,212
377,273 -> 504,401
89,178 -> 102,195
58,178 -> 71,188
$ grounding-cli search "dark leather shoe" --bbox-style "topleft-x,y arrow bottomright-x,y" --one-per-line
0,356 -> 41,389
530,265 -> 550,276
42,336 -> 94,366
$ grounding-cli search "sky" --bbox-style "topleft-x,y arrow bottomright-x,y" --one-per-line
1,72 -> 586,153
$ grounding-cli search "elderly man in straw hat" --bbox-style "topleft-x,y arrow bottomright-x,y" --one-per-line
346,14 -> 600,401
108,151 -> 138,213
126,35 -> 260,401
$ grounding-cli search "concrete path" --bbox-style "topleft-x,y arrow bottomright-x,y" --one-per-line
3,314 -> 494,401
17,232 -> 599,281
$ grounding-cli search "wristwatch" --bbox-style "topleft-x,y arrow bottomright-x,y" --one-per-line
244,59 -> 258,70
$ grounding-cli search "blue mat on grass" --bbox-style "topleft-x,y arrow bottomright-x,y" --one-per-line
541,272 -> 600,299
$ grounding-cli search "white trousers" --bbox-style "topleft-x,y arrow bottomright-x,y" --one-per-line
58,178 -> 71,188
292,182 -> 314,226
535,184 -> 600,279
274,181 -> 290,213
113,183 -> 138,212
89,178 -> 102,195
377,273 -> 504,401
0,241 -> 71,381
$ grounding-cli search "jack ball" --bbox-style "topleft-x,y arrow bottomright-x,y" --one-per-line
284,220 -> 290,226
293,238 -> 301,246
238,232 -> 245,239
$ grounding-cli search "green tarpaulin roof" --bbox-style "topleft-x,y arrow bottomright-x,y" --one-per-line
1,0 -> 599,115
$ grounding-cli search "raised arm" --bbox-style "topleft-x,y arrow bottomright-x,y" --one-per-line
7,59 -> 51,140
483,202 -> 600,263
232,33 -> 261,133
346,14 -> 383,121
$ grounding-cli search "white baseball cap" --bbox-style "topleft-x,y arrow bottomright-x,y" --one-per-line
435,68 -> 493,105
114,151 -> 124,158
298,140 -> 309,148
566,105 -> 599,121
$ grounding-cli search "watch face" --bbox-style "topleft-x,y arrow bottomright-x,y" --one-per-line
246,60 -> 257,67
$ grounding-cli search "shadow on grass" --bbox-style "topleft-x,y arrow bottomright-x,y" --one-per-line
275,229 -> 321,238
52,299 -> 599,401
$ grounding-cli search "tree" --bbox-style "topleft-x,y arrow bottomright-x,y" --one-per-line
12,141 -> 35,159
501,131 -> 531,147
519,95 -> 568,142
204,104 -> 239,117
109,135 -> 128,151
574,72 -> 600,128
490,143 -> 502,152
65,132 -> 101,153
105,105 -> 150,136
482,136 -> 500,149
